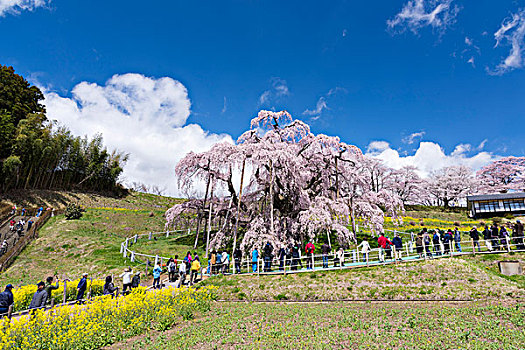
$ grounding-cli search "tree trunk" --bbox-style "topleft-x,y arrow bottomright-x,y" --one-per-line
194,171 -> 212,249
205,180 -> 215,259
232,159 -> 246,273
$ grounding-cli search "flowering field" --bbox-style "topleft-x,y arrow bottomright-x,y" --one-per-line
12,279 -> 105,311
0,286 -> 216,350
118,301 -> 525,349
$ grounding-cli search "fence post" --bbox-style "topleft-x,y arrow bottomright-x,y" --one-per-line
148,232 -> 152,240
130,251 -> 135,263
134,234 -> 138,244
166,230 -> 170,238
123,239 -> 128,258
155,255 -> 159,266
7,305 -> 12,320
62,280 -> 68,305
257,258 -> 260,276
405,242 -> 409,258
472,239 -> 475,255
423,239 -> 427,260
506,237 -> 511,252
120,243 -> 124,254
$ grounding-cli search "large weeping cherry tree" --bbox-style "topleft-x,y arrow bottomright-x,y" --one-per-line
165,110 -> 404,254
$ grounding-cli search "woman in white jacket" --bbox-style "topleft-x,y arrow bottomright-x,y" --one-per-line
120,267 -> 133,295
357,240 -> 371,263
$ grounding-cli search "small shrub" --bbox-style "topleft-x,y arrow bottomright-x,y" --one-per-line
468,278 -> 477,283
453,221 -> 461,227
258,284 -> 265,290
309,273 -> 318,279
237,292 -> 247,300
409,221 -> 416,226
274,293 -> 288,300
65,203 -> 83,220
346,286 -> 353,292
231,287 -> 240,293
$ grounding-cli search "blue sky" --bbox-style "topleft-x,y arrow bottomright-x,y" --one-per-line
1,0 -> 524,193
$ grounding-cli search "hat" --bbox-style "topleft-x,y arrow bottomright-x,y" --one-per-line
82,272 -> 88,276
5,284 -> 13,289
135,271 -> 141,275
37,281 -> 45,287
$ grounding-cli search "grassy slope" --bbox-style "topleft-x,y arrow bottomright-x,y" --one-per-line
114,301 -> 525,350
0,191 -> 185,285
201,253 -> 525,301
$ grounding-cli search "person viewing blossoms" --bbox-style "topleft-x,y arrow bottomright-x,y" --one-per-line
120,267 -> 133,295
263,242 -> 273,272
251,247 -> 259,273
131,271 -> 141,289
470,226 -> 481,252
278,245 -> 286,271
357,240 -> 371,262
392,233 -> 403,261
491,224 -> 500,251
168,257 -> 178,282
44,276 -> 59,304
190,258 -> 201,286
377,233 -> 393,262
177,260 -> 186,288
433,230 -> 441,256
29,281 -> 48,310
454,227 -> 462,252
221,250 -> 230,274
103,276 -> 118,297
321,243 -> 331,268
305,241 -> 315,270
76,273 -> 88,304
152,264 -> 162,289
0,284 -> 14,315
234,247 -> 242,273
483,225 -> 492,251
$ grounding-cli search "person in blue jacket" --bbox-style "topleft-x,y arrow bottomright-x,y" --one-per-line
392,233 -> 403,261
0,284 -> 14,315
153,264 -> 162,289
76,273 -> 88,304
251,247 -> 259,273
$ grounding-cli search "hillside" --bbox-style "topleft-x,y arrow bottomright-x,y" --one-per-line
0,190 -> 184,285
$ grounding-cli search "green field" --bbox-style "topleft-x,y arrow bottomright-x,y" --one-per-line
111,301 -> 525,350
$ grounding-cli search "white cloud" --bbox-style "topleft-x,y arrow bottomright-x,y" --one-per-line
367,141 -> 391,153
0,0 -> 46,16
303,96 -> 328,117
489,9 -> 525,75
467,56 -> 475,67
402,131 -> 425,144
387,0 -> 459,35
258,77 -> 290,106
366,141 -> 495,177
342,29 -> 348,37
44,73 -> 233,196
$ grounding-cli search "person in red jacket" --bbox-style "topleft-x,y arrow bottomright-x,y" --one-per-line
377,233 -> 393,262
305,241 -> 315,270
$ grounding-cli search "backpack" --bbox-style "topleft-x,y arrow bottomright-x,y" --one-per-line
131,275 -> 140,288
169,261 -> 176,272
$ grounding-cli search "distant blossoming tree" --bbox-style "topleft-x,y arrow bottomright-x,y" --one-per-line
166,110 -> 404,254
388,165 -> 427,205
428,165 -> 478,207
476,156 -> 525,193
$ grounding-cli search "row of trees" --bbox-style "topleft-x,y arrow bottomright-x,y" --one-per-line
378,157 -> 525,208
166,110 -> 525,253
0,65 -> 127,193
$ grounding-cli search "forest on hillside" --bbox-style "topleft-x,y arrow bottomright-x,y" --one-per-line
0,65 -> 127,194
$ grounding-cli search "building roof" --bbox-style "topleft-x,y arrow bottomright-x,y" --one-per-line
467,192 -> 525,201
